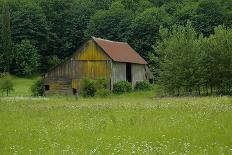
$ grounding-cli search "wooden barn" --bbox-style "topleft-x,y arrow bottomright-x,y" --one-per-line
44,37 -> 153,95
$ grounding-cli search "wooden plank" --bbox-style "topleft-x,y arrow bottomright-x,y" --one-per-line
131,64 -> 146,86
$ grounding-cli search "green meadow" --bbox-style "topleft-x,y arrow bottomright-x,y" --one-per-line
0,84 -> 232,154
4,75 -> 40,97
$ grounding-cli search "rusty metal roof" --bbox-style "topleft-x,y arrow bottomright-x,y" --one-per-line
92,37 -> 147,64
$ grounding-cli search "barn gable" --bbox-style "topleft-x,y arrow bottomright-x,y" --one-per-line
73,39 -> 110,61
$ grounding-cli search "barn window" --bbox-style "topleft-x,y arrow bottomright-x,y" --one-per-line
45,85 -> 50,91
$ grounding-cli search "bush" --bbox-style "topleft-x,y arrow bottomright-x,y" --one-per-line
113,81 -> 132,94
82,78 -> 96,97
95,78 -> 108,89
31,78 -> 44,96
135,81 -> 152,91
95,88 -> 111,97
0,73 -> 14,96
0,72 -> 6,78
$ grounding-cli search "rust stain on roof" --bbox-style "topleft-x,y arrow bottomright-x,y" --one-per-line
92,37 -> 147,64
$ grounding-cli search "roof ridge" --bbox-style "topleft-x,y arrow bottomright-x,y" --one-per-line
92,36 -> 128,44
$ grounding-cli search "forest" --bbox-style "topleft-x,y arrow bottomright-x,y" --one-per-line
0,0 -> 231,96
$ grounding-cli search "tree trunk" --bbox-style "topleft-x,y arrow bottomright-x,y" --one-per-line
210,85 -> 213,95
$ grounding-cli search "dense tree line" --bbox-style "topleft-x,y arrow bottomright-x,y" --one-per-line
0,0 -> 231,95
157,23 -> 232,95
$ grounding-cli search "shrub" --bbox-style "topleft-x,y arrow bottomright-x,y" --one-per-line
31,78 -> 44,96
95,78 -> 108,89
95,88 -> 111,97
0,72 -> 6,78
82,78 -> 96,97
135,81 -> 152,91
0,73 -> 14,96
113,81 -> 132,94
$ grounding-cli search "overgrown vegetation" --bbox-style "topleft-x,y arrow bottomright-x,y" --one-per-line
95,88 -> 111,98
135,81 -> 152,91
82,78 -> 111,97
113,81 -> 132,94
82,78 -> 97,97
30,78 -> 44,96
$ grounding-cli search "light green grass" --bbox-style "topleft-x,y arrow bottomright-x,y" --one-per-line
8,75 -> 40,97
0,92 -> 231,154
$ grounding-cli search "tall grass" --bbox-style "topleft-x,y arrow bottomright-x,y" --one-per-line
0,92 -> 231,154
7,75 -> 40,97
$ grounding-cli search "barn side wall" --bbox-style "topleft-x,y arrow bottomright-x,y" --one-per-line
44,40 -> 112,95
111,62 -> 126,89
44,61 -> 73,95
131,64 -> 146,86
111,62 -> 146,89
72,40 -> 112,91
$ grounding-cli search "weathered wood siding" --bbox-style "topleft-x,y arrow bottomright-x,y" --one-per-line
71,60 -> 112,91
45,40 -> 112,94
111,62 -> 126,89
44,61 -> 72,95
72,40 -> 112,90
45,61 -> 72,80
131,64 -> 146,86
74,40 -> 109,61
44,78 -> 72,95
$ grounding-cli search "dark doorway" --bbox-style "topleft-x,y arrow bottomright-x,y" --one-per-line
126,63 -> 132,83
73,88 -> 77,95
45,85 -> 50,91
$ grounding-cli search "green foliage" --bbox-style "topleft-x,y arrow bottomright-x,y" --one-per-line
95,88 -> 111,97
0,0 -> 231,97
156,22 -> 232,96
135,81 -> 152,91
0,73 -> 14,96
30,78 -> 44,96
10,0 -> 49,53
95,78 -> 110,97
129,7 -> 171,59
199,26 -> 232,95
192,0 -> 228,36
85,2 -> 133,41
1,1 -> 12,72
36,0 -> 96,60
13,40 -> 39,76
95,78 -> 108,90
82,78 -> 96,97
113,81 -> 132,94
81,78 -> 110,97
45,55 -> 62,70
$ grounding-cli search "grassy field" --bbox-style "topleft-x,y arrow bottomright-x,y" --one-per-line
5,75 -> 40,97
0,90 -> 232,154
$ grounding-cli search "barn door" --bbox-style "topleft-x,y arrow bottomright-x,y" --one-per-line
126,63 -> 132,83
